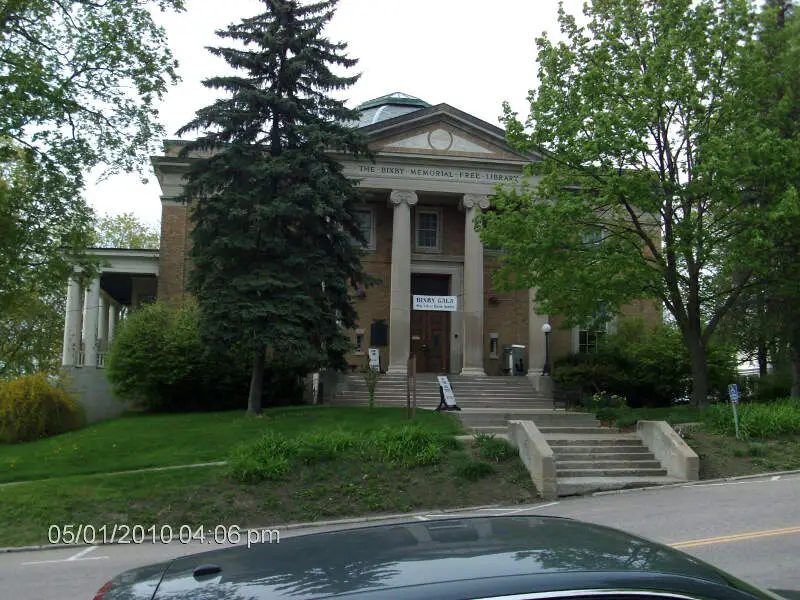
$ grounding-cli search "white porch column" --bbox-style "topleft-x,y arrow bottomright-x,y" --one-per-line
98,294 -> 108,350
107,303 -> 119,344
387,189 -> 418,375
527,289 -> 551,391
61,277 -> 84,366
461,194 -> 490,376
83,277 -> 101,368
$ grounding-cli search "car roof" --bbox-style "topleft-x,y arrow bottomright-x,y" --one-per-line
153,516 -> 759,600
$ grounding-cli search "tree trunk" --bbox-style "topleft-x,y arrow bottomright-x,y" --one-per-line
686,332 -> 710,407
757,341 -> 768,377
248,344 -> 266,415
791,342 -> 800,399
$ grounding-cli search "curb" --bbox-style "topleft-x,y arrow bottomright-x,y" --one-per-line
0,502 -> 509,554
591,469 -> 800,497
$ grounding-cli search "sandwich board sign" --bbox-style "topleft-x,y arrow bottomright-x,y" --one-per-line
368,348 -> 380,370
436,375 -> 460,411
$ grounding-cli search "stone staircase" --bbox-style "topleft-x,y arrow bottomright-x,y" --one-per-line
331,373 -> 682,496
333,373 -> 551,409
547,432 -> 675,496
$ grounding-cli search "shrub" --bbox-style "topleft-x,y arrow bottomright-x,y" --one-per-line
0,374 -> 84,443
106,300 -> 304,412
553,319 -> 737,407
453,458 -> 496,481
473,433 -> 516,462
228,426 -> 457,483
367,426 -> 451,468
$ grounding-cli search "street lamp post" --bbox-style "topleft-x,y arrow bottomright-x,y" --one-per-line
541,322 -> 552,376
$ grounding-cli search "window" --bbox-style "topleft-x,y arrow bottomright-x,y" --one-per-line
578,328 -> 605,353
415,209 -> 440,251
577,306 -> 610,354
353,209 -> 375,250
355,330 -> 365,353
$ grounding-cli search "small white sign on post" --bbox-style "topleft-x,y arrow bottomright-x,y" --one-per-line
368,348 -> 380,370
413,295 -> 458,312
437,375 -> 457,407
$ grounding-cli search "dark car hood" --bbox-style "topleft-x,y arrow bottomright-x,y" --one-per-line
141,516 -> 759,600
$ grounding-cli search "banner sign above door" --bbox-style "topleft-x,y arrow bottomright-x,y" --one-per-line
413,295 -> 457,312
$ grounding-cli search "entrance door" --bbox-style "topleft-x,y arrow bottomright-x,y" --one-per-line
410,274 -> 451,373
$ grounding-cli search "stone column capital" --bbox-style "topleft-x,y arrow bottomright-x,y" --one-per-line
461,194 -> 490,211
389,190 -> 418,207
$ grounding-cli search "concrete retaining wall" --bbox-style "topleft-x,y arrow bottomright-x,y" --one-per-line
637,420 -> 699,480
63,367 -> 139,423
508,420 -> 557,499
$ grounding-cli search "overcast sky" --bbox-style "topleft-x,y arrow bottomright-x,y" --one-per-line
85,0 -> 586,227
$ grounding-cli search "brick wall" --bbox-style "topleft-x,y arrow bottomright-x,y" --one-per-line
483,259 -> 530,375
157,203 -> 192,303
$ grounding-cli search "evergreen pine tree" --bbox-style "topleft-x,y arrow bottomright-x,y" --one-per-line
176,0 -> 371,414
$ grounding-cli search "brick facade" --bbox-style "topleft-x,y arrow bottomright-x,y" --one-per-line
157,203 -> 192,303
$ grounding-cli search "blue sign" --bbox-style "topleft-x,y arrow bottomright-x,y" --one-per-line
728,383 -> 739,404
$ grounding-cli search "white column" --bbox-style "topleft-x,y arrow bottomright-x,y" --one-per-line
527,289 -> 551,390
387,189 -> 418,375
83,277 -> 101,368
461,194 -> 489,376
61,277 -> 83,366
107,303 -> 119,344
98,294 -> 108,350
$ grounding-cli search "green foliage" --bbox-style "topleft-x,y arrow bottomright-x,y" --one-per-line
0,291 -> 65,379
553,319 -> 737,407
1,0 -> 182,177
477,0 -> 788,406
453,458 -> 496,481
363,364 -> 382,411
0,374 -> 84,443
1,1 -> 182,378
716,1 -> 800,398
176,0 -> 372,413
92,212 -> 159,249
706,398 -> 800,439
106,301 -> 302,412
473,433 -> 516,463
227,425 -> 456,484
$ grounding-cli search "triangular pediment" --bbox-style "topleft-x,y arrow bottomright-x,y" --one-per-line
359,104 -> 540,163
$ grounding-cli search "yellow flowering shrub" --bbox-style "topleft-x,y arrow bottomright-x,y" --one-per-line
0,374 -> 84,443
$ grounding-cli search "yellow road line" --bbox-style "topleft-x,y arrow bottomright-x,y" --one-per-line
670,525 -> 800,549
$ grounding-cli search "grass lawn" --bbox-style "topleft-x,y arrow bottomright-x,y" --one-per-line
624,405 -> 707,424
682,428 -> 800,479
0,441 -> 535,548
0,407 -> 463,483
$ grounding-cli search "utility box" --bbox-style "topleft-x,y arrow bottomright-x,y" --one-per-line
502,344 -> 527,376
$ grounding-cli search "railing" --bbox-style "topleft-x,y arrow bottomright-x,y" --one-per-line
96,351 -> 107,368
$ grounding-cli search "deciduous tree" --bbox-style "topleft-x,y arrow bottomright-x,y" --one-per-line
93,212 -> 160,250
478,0 -> 776,406
1,0 -> 183,374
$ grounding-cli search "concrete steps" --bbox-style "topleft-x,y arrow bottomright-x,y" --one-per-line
333,372 -> 683,496
547,431 -> 671,495
333,374 -> 552,409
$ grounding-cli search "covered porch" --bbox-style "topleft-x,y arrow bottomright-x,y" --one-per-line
61,249 -> 159,369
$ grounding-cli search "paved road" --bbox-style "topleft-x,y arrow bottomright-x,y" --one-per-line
2,473 -> 799,600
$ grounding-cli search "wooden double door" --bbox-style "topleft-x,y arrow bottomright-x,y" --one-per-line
410,274 -> 451,373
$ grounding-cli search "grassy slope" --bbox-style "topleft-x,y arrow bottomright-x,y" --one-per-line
0,407 -> 536,547
0,407 -> 462,483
